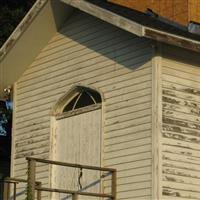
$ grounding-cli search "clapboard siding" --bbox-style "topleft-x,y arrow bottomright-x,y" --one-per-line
161,58 -> 200,199
13,11 -> 153,199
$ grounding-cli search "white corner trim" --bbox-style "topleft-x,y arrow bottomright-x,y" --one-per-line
152,55 -> 162,200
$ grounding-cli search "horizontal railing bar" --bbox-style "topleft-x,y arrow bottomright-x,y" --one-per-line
2,177 -> 41,184
26,157 -> 116,172
36,187 -> 113,198
0,179 -> 16,183
6,178 -> 27,183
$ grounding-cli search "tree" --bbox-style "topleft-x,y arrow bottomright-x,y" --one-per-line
0,100 -> 12,136
0,0 -> 36,47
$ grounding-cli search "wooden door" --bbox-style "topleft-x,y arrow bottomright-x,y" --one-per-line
51,109 -> 102,200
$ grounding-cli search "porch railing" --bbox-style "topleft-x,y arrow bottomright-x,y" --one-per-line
2,177 -> 42,200
26,157 -> 117,200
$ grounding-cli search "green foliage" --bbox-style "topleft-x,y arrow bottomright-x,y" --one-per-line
0,0 -> 36,47
0,101 -> 12,136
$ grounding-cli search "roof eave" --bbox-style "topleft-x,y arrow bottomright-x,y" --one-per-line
144,27 -> 200,53
0,0 -> 74,98
0,0 -> 48,62
61,0 -> 200,53
61,0 -> 144,37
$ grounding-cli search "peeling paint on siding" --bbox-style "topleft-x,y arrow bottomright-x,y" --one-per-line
162,62 -> 200,199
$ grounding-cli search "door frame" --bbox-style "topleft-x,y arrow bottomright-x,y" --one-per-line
49,86 -> 105,198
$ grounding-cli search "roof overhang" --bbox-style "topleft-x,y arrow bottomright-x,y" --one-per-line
0,0 -> 73,98
1,0 -> 200,97
61,0 -> 200,53
61,0 -> 144,36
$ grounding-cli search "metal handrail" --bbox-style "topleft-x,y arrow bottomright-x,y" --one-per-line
26,157 -> 117,200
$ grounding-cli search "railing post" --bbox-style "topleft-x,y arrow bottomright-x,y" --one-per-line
36,182 -> 42,200
27,158 -> 36,200
13,182 -> 17,200
72,193 -> 78,200
111,170 -> 117,200
3,179 -> 9,200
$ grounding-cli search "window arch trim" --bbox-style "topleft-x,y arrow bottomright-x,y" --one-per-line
51,86 -> 103,118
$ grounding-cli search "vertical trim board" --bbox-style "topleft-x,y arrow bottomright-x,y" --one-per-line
152,55 -> 162,200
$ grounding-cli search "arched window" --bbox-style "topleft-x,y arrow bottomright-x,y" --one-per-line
63,87 -> 101,112
53,86 -> 102,117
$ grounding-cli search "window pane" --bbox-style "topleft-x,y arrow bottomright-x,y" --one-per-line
75,91 -> 94,109
88,90 -> 101,103
62,88 -> 102,113
63,94 -> 79,112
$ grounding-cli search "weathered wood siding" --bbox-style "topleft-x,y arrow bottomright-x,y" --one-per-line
162,58 -> 200,199
13,10 -> 153,199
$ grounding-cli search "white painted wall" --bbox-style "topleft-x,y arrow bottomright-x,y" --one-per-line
13,10 -> 153,199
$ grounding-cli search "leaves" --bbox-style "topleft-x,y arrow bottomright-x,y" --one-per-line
0,101 -> 12,136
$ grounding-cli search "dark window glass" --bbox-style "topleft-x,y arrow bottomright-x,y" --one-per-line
87,90 -> 101,103
62,88 -> 102,113
75,92 -> 94,109
63,94 -> 79,112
